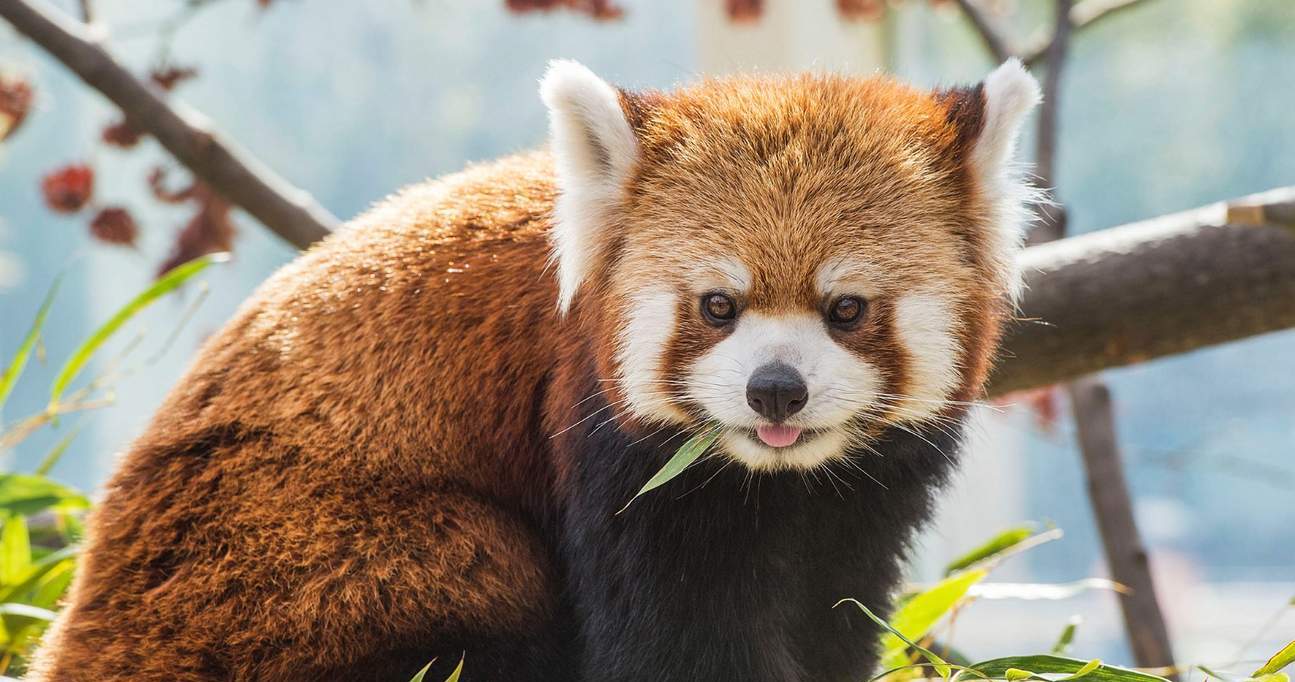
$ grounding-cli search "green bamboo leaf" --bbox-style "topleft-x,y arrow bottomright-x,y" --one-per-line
616,427 -> 720,514
48,253 -> 226,408
0,546 -> 77,604
0,474 -> 90,518
1255,641 -> 1295,677
1198,666 -> 1234,681
971,655 -> 1169,682
1052,617 -> 1081,655
0,276 -> 60,411
1063,659 -> 1103,680
945,526 -> 1034,576
35,423 -> 84,476
880,568 -> 989,670
444,654 -> 464,682
836,598 -> 952,680
0,516 -> 30,586
408,660 -> 434,682
1005,669 -> 1035,681
26,556 -> 75,610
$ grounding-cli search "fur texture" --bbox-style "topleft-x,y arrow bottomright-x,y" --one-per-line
32,62 -> 1036,681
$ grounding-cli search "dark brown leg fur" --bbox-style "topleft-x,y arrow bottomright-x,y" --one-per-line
29,430 -> 557,681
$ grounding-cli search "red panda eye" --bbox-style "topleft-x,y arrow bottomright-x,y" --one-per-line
701,293 -> 737,326
828,296 -> 866,327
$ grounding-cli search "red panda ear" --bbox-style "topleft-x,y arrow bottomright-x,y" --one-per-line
970,59 -> 1041,178
940,59 -> 1041,301
540,60 -> 642,314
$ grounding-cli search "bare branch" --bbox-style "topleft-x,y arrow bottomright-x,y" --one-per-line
1023,0 -> 1157,67
0,0 -> 338,250
1066,377 -> 1177,674
953,0 -> 1012,63
989,187 -> 1295,396
1025,0 -> 1075,246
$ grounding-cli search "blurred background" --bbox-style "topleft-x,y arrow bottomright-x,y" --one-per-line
1,0 -> 1292,671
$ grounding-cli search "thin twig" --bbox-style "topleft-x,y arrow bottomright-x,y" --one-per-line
953,0 -> 1012,63
1022,0 -> 1157,67
1026,0 -> 1074,245
0,0 -> 338,249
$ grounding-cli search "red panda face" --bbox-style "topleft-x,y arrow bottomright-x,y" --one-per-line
542,61 -> 1039,471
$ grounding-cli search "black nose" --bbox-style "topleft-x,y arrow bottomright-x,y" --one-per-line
745,362 -> 808,422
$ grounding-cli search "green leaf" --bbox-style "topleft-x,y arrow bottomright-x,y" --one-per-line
48,253 -> 226,408
0,474 -> 90,518
35,422 -> 84,476
0,515 -> 30,586
1052,617 -> 1081,655
1005,669 -> 1035,681
444,654 -> 464,682
408,660 -> 434,682
880,568 -> 989,670
26,556 -> 75,610
945,526 -> 1034,575
1255,641 -> 1295,677
0,546 -> 78,605
1198,666 -> 1234,681
970,655 -> 1169,682
836,598 -> 952,680
1063,659 -> 1103,680
617,427 -> 720,514
0,276 -> 60,411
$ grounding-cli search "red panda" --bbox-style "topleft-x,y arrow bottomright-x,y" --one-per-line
30,59 -> 1039,681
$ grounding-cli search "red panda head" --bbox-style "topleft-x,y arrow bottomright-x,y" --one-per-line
541,60 -> 1039,471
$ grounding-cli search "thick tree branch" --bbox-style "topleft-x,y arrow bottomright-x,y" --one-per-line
989,187 -> 1295,396
0,0 -> 338,250
1022,0 -> 1156,67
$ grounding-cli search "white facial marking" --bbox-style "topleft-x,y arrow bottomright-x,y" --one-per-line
688,312 -> 882,471
698,256 -> 753,294
616,287 -> 682,424
892,293 -> 962,422
815,257 -> 884,301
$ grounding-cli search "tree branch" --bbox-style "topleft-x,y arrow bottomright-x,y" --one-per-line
0,0 -> 338,250
989,187 -> 1295,396
1022,0 -> 1157,67
953,0 -> 1012,63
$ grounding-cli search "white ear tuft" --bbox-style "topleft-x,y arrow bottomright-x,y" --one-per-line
540,59 -> 639,314
973,58 -> 1042,175
970,59 -> 1041,303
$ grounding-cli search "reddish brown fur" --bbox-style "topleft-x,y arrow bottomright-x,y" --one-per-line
32,72 -> 1012,680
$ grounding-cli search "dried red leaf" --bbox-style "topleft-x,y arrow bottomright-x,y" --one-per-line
148,166 -> 196,204
726,0 -> 763,22
995,386 -> 1061,434
149,65 -> 199,92
505,0 -> 624,20
157,185 -> 234,276
89,206 -> 139,247
0,74 -> 34,142
41,164 -> 95,214
837,0 -> 887,21
102,119 -> 144,148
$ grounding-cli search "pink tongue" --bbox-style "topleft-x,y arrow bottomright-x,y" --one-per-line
756,424 -> 803,448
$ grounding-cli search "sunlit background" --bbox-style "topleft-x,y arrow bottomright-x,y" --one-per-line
1,0 -> 1292,668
